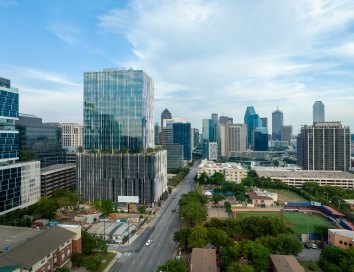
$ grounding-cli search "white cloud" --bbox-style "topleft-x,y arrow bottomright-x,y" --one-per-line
48,22 -> 80,45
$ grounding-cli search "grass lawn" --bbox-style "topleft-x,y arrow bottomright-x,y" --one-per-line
97,252 -> 116,272
267,188 -> 307,203
236,211 -> 336,236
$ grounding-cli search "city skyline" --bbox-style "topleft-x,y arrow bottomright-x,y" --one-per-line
1,1 -> 354,133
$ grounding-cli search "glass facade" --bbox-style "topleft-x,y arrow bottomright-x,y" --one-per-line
254,127 -> 269,151
0,166 -> 21,213
16,114 -> 65,168
0,82 -> 19,163
173,122 -> 191,161
84,68 -> 154,152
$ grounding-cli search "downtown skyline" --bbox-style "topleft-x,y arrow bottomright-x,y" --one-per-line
1,0 -> 354,133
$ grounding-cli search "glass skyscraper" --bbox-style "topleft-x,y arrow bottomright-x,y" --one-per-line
172,122 -> 192,161
84,68 -> 154,152
313,101 -> 325,123
272,108 -> 284,141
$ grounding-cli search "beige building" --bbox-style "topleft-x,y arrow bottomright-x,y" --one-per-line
190,248 -> 217,272
198,160 -> 247,183
60,123 -> 83,149
247,191 -> 274,207
255,169 -> 354,189
328,229 -> 354,249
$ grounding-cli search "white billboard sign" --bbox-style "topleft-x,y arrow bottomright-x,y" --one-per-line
118,196 -> 139,203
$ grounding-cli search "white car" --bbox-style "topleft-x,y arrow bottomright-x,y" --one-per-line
145,240 -> 153,246
310,243 -> 317,249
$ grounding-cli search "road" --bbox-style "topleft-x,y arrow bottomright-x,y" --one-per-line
109,163 -> 198,272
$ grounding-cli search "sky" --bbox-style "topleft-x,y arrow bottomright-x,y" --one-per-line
1,0 -> 354,133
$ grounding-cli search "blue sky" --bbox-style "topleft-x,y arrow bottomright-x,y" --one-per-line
1,0 -> 354,133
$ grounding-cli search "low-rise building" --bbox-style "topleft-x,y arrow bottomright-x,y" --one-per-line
343,199 -> 354,210
41,164 -> 76,197
270,255 -> 305,272
255,169 -> 354,189
87,221 -> 131,244
247,191 -> 274,207
189,248 -> 217,272
198,160 -> 247,183
328,229 -> 354,250
0,225 -> 81,272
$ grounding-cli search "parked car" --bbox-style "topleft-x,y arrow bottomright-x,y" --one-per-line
304,243 -> 311,249
145,240 -> 153,246
310,243 -> 317,249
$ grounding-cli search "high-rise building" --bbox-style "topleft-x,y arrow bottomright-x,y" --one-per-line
228,124 -> 247,154
154,122 -> 160,145
219,123 -> 229,158
172,122 -> 192,161
208,142 -> 218,161
193,128 -> 200,149
211,113 -> 218,122
16,114 -> 66,168
219,116 -> 229,124
244,107 -> 262,148
161,109 -> 172,128
202,119 -> 217,142
272,108 -> 283,141
228,117 -> 233,124
61,123 -> 83,150
165,144 -> 184,169
162,127 -> 173,144
261,117 -> 268,129
313,101 -> 325,123
254,127 -> 269,151
0,77 -> 40,215
84,68 -> 154,152
297,122 -> 350,171
281,125 -> 293,142
78,68 -> 167,205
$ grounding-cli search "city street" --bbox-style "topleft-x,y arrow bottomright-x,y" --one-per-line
109,163 -> 198,272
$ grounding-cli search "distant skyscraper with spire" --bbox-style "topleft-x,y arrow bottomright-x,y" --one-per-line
313,101 -> 325,123
161,108 -> 172,128
244,106 -> 262,148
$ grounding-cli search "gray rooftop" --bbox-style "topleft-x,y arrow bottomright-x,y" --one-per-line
255,169 -> 354,180
41,163 -> 76,175
0,226 -> 40,253
0,227 -> 75,269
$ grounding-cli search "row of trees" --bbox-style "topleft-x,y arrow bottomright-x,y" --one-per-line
168,168 -> 190,187
178,191 -> 208,227
319,246 -> 354,272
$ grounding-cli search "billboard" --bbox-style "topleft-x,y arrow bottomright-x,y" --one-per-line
118,196 -> 139,203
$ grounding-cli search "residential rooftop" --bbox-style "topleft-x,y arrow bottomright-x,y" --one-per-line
271,254 -> 305,272
190,248 -> 217,272
0,226 -> 40,253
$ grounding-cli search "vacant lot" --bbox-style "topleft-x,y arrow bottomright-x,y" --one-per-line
236,211 -> 336,236
267,188 -> 307,203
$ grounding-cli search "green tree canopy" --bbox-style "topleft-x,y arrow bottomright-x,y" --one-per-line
188,227 -> 208,249
156,259 -> 188,272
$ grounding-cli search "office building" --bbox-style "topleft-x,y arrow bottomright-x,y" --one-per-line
211,113 -> 218,122
254,127 -> 269,151
161,108 -> 172,129
154,122 -> 160,145
84,68 -> 154,152
0,77 -> 40,215
79,68 -> 167,205
313,101 -> 325,123
207,142 -> 218,161
162,127 -> 173,144
244,106 -> 262,148
261,117 -> 268,129
16,114 -> 66,168
297,122 -> 350,171
281,125 -> 293,142
193,128 -> 200,149
77,151 -> 167,204
60,123 -> 83,150
202,119 -> 216,142
172,122 -> 192,161
219,116 -> 229,124
228,124 -> 247,155
219,123 -> 228,158
165,144 -> 184,169
272,108 -> 283,141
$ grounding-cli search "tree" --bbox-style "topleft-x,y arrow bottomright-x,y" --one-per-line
19,150 -> 36,161
227,263 -> 255,272
212,194 -> 225,206
55,268 -> 70,272
224,201 -> 232,214
83,255 -> 103,272
319,246 -> 354,272
207,227 -> 233,249
257,234 -> 302,256
314,224 -> 330,243
35,197 -> 58,218
209,172 -> 225,185
188,227 -> 208,249
156,259 -> 188,272
240,240 -> 270,272
179,201 -> 207,227
174,228 -> 191,250
77,146 -> 84,153
82,231 -> 97,255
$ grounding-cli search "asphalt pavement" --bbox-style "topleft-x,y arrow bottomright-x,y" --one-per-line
108,163 -> 198,272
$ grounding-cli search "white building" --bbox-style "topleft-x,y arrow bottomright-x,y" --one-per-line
198,160 -> 247,183
208,142 -> 218,161
60,123 -> 83,149
228,124 -> 247,155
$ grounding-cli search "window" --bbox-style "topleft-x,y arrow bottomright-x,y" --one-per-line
339,240 -> 343,244
344,242 -> 347,246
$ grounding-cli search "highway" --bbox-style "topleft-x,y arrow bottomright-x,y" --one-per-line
109,163 -> 198,272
